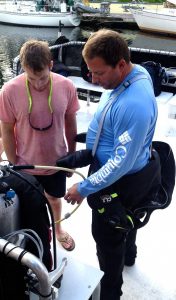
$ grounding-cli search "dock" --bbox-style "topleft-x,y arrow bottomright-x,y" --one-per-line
79,2 -> 163,28
80,12 -> 136,27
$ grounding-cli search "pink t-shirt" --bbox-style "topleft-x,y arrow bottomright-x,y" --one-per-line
0,72 -> 80,175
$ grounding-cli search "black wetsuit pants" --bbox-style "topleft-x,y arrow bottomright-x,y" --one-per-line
89,151 -> 161,299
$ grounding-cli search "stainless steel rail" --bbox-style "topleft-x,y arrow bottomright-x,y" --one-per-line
0,238 -> 67,300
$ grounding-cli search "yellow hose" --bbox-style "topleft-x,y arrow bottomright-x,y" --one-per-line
34,165 -> 86,223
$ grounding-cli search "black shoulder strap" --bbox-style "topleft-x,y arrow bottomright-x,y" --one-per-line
92,75 -> 148,156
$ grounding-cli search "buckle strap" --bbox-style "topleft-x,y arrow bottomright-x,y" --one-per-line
92,74 -> 148,156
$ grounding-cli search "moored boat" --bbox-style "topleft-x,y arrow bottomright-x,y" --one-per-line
130,7 -> 176,36
0,0 -> 80,27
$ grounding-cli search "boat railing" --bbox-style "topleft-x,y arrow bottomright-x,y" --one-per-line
3,1 -> 36,12
129,46 -> 176,57
12,41 -> 176,95
52,41 -> 85,70
50,41 -> 85,52
0,237 -> 67,299
13,41 -> 85,78
2,0 -> 75,13
122,0 -> 145,12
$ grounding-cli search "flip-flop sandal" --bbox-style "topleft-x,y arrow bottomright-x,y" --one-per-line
57,232 -> 75,251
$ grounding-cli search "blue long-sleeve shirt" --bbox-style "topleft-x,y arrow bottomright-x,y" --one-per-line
78,64 -> 158,197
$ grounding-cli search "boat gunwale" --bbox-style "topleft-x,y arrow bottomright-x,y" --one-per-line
132,8 -> 176,19
0,10 -> 77,17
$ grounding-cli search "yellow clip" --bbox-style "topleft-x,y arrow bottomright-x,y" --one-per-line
98,207 -> 105,214
126,215 -> 134,228
111,193 -> 118,198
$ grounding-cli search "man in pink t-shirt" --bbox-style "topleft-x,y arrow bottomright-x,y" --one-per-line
0,39 -> 80,251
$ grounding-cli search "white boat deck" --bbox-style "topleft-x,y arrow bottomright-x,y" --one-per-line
56,248 -> 103,300
59,91 -> 176,299
68,76 -> 104,106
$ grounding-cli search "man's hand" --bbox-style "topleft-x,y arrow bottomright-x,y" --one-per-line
64,183 -> 85,205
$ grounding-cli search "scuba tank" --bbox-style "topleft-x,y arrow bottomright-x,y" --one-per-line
0,181 -> 25,300
0,181 -> 20,237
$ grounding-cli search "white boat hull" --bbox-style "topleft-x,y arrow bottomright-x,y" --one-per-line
0,9 -> 80,27
131,8 -> 176,35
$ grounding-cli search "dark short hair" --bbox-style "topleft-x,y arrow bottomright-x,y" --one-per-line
82,29 -> 130,67
20,39 -> 52,72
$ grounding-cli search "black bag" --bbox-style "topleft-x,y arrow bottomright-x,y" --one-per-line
131,141 -> 175,228
52,61 -> 70,77
152,141 -> 175,208
141,61 -> 167,97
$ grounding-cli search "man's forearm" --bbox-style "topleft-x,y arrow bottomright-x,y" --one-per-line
1,124 -> 17,164
67,137 -> 76,154
65,114 -> 77,154
3,138 -> 17,164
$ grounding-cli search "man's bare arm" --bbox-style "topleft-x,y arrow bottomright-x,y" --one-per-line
65,113 -> 77,154
1,121 -> 17,164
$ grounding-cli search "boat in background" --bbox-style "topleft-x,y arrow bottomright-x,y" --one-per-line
0,0 -> 80,27
130,3 -> 176,36
74,1 -> 101,13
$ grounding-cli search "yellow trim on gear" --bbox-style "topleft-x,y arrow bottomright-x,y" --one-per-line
98,207 -> 105,214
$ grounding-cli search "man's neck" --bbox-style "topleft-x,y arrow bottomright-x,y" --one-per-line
121,62 -> 134,82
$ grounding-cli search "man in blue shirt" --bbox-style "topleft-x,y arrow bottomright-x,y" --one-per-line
63,29 -> 160,299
